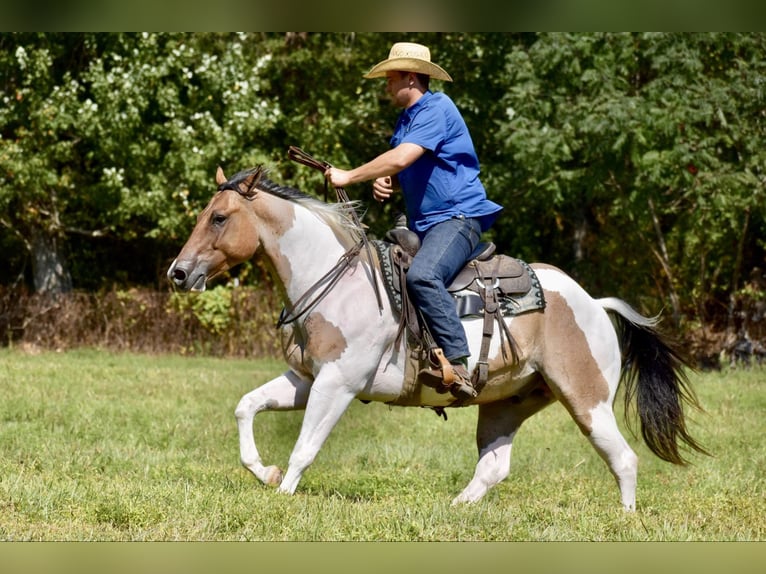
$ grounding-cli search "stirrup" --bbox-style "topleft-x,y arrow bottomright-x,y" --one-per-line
417,348 -> 477,399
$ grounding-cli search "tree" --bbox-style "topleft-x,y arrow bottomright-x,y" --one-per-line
0,33 -> 281,292
1,32 -> 763,350
492,33 -> 765,326
0,33 -> 90,293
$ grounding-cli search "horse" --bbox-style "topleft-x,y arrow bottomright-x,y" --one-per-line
167,165 -> 708,511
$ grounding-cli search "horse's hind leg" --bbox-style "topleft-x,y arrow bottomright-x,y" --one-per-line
547,370 -> 639,511
536,287 -> 639,510
234,370 -> 311,486
452,385 -> 555,505
544,366 -> 639,510
584,403 -> 639,511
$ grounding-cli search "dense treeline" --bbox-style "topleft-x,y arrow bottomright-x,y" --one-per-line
1,33 -> 764,364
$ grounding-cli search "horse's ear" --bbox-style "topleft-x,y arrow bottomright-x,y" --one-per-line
215,166 -> 227,186
237,166 -> 263,199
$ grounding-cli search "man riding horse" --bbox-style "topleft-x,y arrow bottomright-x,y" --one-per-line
325,42 -> 503,400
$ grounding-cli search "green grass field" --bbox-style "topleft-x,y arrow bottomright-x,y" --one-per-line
0,348 -> 763,541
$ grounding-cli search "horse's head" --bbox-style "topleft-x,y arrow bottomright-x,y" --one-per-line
167,166 -> 264,292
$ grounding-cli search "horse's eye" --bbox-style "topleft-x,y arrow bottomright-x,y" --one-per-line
212,213 -> 227,226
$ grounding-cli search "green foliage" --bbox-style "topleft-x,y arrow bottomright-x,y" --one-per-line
168,284 -> 233,335
1,32 -> 763,340
493,33 -> 765,323
0,33 -> 280,291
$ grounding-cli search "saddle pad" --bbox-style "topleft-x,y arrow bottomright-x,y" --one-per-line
373,240 -> 405,313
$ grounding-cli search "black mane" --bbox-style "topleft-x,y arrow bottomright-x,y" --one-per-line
219,166 -> 312,204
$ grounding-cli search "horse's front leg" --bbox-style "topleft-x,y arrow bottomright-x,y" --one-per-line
235,369 -> 311,486
277,365 -> 359,494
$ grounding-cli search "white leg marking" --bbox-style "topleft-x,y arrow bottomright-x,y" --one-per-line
277,373 -> 358,494
588,402 -> 639,511
452,433 -> 515,505
235,370 -> 310,486
451,399 -> 548,505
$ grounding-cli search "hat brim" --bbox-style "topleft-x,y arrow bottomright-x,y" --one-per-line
363,57 -> 452,81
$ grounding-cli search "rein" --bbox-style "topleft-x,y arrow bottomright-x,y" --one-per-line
287,146 -> 384,313
276,240 -> 364,328
288,146 -> 333,202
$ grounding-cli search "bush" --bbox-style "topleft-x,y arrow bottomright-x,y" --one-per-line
2,277 -> 763,369
0,284 -> 282,358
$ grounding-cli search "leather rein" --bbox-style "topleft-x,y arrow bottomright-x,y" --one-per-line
277,146 -> 383,328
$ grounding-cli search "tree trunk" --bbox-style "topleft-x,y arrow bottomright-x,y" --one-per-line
647,197 -> 681,327
727,206 -> 751,333
30,228 -> 72,294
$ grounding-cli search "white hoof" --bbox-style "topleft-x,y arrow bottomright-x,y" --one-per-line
264,465 -> 283,486
451,493 -> 473,506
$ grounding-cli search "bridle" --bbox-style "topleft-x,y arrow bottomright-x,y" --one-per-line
277,147 -> 383,328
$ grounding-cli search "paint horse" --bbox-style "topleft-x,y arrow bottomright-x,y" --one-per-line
167,165 -> 708,511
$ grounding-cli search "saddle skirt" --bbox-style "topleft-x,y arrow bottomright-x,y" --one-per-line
373,239 -> 546,322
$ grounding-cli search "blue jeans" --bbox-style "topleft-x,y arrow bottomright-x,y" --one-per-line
406,216 -> 482,362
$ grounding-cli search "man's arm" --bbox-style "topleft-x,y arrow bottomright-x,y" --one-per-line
325,143 -> 424,188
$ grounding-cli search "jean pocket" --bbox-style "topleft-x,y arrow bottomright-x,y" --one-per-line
456,217 -> 481,249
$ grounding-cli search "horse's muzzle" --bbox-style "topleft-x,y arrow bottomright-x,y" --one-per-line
167,260 -> 207,292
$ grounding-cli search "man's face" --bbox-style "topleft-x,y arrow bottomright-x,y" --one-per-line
385,71 -> 412,108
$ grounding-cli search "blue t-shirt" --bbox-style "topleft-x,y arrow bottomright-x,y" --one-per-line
390,91 -> 502,235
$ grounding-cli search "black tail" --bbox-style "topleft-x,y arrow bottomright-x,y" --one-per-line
600,299 -> 710,464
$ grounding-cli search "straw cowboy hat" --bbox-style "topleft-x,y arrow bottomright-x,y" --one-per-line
363,42 -> 453,82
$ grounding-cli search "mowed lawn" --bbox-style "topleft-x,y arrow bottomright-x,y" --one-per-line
0,347 -> 763,542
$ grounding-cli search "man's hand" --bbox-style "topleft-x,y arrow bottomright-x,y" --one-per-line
372,176 -> 394,203
325,167 -> 352,188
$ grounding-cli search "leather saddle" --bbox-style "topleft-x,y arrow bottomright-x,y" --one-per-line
385,226 -> 532,304
380,226 -> 544,402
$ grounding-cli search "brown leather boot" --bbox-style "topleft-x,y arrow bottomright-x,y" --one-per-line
448,363 -> 478,400
417,352 -> 478,400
